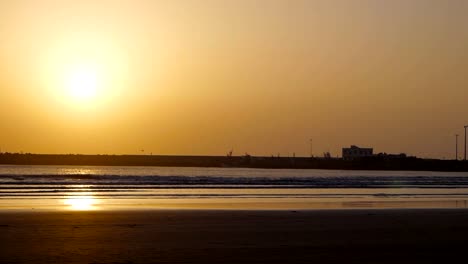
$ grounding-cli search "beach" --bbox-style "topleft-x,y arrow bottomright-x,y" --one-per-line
2,0 -> 467,263
2,165 -> 468,263
1,209 -> 468,263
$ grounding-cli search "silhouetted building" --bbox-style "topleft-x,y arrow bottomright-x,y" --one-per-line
342,145 -> 373,160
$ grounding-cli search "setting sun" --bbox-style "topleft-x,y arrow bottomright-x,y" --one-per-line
38,32 -> 129,110
65,65 -> 100,100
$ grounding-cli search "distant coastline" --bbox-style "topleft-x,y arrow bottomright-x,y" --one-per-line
0,153 -> 467,172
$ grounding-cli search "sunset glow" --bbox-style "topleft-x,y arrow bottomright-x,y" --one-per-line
1,2 -> 468,262
0,0 -> 467,157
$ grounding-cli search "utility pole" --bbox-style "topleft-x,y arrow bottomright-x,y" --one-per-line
456,134 -> 459,160
465,126 -> 468,161
309,139 -> 313,158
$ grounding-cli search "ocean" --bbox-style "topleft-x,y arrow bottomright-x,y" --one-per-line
1,165 -> 468,210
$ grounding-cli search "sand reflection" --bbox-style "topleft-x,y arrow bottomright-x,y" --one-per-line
64,194 -> 99,210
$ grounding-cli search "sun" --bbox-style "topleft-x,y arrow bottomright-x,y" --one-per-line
64,64 -> 100,101
41,33 -> 129,109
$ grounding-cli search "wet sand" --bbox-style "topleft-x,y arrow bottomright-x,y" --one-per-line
1,209 -> 468,263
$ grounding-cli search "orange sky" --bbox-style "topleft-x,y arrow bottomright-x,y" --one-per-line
0,0 -> 467,158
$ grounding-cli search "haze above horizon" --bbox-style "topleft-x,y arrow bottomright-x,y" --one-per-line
1,0 -> 467,159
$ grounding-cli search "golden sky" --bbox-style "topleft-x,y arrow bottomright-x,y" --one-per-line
0,0 -> 467,158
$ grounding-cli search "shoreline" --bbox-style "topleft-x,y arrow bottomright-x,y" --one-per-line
2,197 -> 468,211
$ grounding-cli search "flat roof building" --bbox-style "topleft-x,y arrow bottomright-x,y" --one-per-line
342,145 -> 373,160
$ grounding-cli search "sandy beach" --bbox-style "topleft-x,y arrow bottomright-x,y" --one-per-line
1,209 -> 468,263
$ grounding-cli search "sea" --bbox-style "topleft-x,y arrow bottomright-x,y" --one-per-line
1,165 -> 468,210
